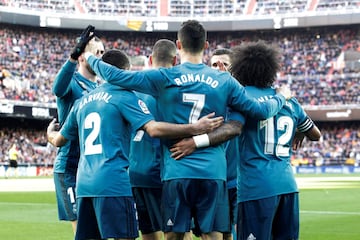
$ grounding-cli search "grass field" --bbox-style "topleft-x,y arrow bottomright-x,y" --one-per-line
1,175 -> 360,240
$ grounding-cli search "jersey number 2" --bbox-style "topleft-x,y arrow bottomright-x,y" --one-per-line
84,112 -> 102,155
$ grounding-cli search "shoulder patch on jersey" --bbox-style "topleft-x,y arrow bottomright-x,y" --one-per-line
138,99 -> 150,114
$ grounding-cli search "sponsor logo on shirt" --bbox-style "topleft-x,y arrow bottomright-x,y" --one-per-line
138,99 -> 150,114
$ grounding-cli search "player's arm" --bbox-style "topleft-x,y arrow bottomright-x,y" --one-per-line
232,81 -> 291,120
170,120 -> 243,160
292,117 -> 321,150
47,118 -> 68,147
52,25 -> 95,97
85,53 -> 164,96
143,112 -> 224,139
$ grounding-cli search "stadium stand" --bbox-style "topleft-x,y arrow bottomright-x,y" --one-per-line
2,0 -> 360,17
1,23 -> 360,105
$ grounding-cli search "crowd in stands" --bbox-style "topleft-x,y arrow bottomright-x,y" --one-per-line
1,0 -> 359,17
1,23 -> 360,106
0,127 -> 56,166
291,122 -> 360,167
0,121 -> 359,168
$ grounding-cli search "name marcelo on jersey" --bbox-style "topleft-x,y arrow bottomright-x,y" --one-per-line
174,73 -> 219,88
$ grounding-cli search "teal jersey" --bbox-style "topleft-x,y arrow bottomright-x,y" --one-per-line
237,86 -> 314,202
129,92 -> 163,188
52,60 -> 97,173
88,56 -> 285,181
60,83 -> 154,197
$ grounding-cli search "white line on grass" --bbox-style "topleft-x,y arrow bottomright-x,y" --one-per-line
301,210 -> 360,215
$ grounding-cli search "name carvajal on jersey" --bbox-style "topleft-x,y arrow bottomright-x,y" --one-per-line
79,91 -> 112,110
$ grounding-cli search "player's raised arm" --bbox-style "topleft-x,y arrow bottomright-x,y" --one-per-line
52,25 -> 95,97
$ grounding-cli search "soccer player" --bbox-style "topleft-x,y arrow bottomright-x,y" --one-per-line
84,20 -> 291,240
46,49 -> 223,239
51,25 -> 104,234
210,48 -> 238,240
129,39 -> 177,240
171,41 -> 321,240
209,48 -> 232,72
231,41 -> 321,240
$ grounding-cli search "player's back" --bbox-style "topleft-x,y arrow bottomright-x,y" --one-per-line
238,86 -> 303,202
158,63 -> 241,181
73,83 -> 154,197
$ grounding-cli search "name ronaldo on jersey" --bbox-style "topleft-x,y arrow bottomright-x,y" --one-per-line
174,73 -> 219,88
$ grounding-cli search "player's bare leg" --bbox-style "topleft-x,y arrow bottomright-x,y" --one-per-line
71,220 -> 77,235
223,232 -> 233,240
183,232 -> 193,240
201,231 -> 223,240
142,231 -> 163,240
165,232 -> 185,240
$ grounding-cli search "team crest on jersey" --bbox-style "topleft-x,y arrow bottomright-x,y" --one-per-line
138,99 -> 150,114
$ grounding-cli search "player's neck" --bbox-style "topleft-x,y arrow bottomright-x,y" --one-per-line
179,51 -> 203,64
78,67 -> 97,82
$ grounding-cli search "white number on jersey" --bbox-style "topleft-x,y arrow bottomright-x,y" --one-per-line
84,112 -> 102,155
183,93 -> 205,124
260,116 -> 294,157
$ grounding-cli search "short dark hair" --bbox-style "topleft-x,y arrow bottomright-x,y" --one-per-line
178,20 -> 206,54
211,48 -> 232,57
152,39 -> 176,67
102,49 -> 130,70
230,41 -> 280,88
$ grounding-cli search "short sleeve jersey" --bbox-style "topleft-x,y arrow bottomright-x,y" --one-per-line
88,57 -> 286,181
60,83 -> 154,197
237,86 -> 314,202
129,92 -> 163,187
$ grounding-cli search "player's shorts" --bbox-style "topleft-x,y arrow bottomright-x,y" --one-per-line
9,160 -> 18,168
237,192 -> 299,240
228,186 -> 238,231
53,172 -> 77,221
132,187 -> 162,234
162,179 -> 230,234
75,196 -> 139,240
192,186 -> 237,237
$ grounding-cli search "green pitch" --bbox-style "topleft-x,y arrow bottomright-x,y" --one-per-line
0,175 -> 360,240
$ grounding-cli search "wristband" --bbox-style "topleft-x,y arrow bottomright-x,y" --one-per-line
84,52 -> 94,61
193,134 -> 210,148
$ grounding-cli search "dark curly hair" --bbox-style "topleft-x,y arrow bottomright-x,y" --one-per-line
229,40 -> 281,88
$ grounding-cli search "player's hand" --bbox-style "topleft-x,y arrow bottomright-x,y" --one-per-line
292,130 -> 305,151
47,118 -> 60,133
193,112 -> 223,135
170,138 -> 196,160
216,60 -> 228,72
70,25 -> 95,60
276,84 -> 292,100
